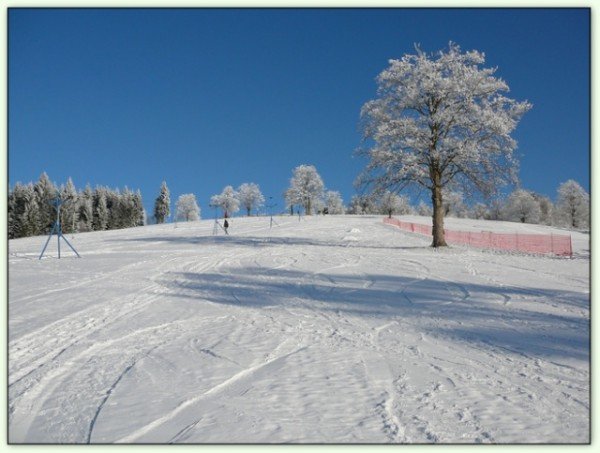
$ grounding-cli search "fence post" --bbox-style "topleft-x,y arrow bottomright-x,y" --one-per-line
550,233 -> 554,254
569,235 -> 573,258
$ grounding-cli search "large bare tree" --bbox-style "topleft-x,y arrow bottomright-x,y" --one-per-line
357,43 -> 531,247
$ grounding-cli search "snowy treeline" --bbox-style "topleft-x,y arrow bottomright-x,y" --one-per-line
8,172 -> 145,239
347,180 -> 589,231
208,183 -> 266,217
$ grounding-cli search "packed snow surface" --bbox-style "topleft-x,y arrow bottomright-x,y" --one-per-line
8,215 -> 590,443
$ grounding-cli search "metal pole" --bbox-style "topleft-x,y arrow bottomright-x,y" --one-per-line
39,223 -> 57,260
57,203 -> 61,259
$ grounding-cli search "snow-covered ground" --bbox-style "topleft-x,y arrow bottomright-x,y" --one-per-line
8,215 -> 590,444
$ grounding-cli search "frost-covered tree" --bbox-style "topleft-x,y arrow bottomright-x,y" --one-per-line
347,194 -> 378,215
530,192 -> 554,226
379,191 -> 410,218
470,202 -> 489,220
503,189 -> 541,224
77,185 -> 94,232
284,187 -> 301,215
417,200 -> 433,217
60,177 -> 79,233
357,42 -> 531,247
154,181 -> 170,224
287,165 -> 325,215
11,183 -> 41,238
442,189 -> 468,218
93,187 -> 109,231
106,189 -> 122,229
34,172 -> 58,234
237,183 -> 265,216
324,191 -> 345,214
176,194 -> 201,221
115,187 -> 140,229
210,186 -> 240,217
555,180 -> 589,229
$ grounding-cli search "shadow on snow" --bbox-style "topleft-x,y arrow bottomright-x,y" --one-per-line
154,265 -> 589,363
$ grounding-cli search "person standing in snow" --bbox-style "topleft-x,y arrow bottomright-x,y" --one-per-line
223,219 -> 229,235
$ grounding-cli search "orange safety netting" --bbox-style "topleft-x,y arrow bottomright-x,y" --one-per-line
383,217 -> 572,257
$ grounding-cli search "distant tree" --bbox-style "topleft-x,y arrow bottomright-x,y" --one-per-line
470,202 -> 489,220
555,180 -> 589,229
60,177 -> 79,233
442,189 -> 468,218
11,183 -> 41,238
77,185 -> 94,232
210,186 -> 240,217
133,190 -> 145,226
176,194 -> 201,221
115,187 -> 139,228
106,189 -> 122,229
324,191 -> 345,214
347,194 -> 378,215
503,189 -> 541,224
284,187 -> 301,215
357,42 -> 531,247
93,187 -> 109,231
416,200 -> 433,217
485,197 -> 505,221
530,192 -> 554,226
314,197 -> 327,214
287,165 -> 325,215
237,183 -> 265,216
34,172 -> 58,234
154,181 -> 171,224
379,191 -> 410,218
8,187 -> 16,239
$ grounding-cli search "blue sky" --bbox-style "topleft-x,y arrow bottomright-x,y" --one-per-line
8,8 -> 590,218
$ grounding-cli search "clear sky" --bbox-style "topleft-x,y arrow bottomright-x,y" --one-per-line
8,8 -> 590,218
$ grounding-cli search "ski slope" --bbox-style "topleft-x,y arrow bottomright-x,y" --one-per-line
8,215 -> 590,444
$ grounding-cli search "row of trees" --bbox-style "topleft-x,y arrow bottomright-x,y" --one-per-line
346,179 -> 589,230
8,173 -> 145,239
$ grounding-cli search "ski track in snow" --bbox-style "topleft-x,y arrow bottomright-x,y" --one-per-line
8,215 -> 590,444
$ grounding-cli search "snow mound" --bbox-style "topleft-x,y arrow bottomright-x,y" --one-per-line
347,228 -> 361,233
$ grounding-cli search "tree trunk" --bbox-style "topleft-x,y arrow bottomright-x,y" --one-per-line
306,199 -> 312,216
388,209 -> 392,219
247,207 -> 251,216
431,183 -> 447,247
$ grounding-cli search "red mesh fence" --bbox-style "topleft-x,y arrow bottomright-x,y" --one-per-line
383,217 -> 572,257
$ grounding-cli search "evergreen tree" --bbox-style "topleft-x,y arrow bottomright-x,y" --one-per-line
106,189 -> 122,229
60,177 -> 79,233
77,185 -> 94,232
93,187 -> 109,231
12,183 -> 41,238
34,172 -> 58,234
133,190 -> 145,226
154,181 -> 170,224
8,187 -> 16,239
